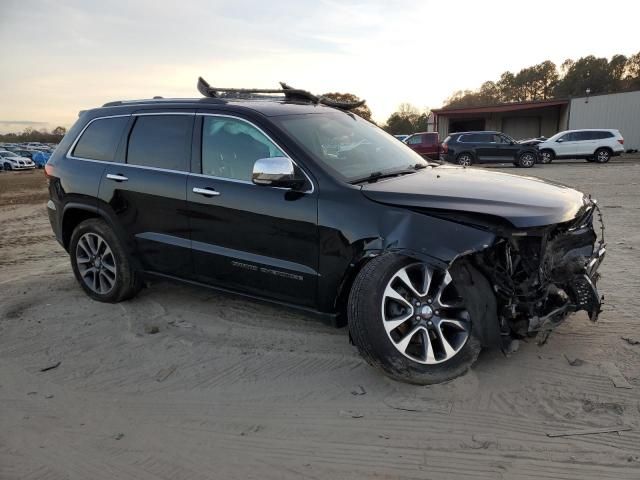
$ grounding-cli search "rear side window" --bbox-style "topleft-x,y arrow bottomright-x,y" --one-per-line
127,115 -> 192,171
423,134 -> 437,145
591,131 -> 614,139
406,134 -> 423,145
72,116 -> 129,161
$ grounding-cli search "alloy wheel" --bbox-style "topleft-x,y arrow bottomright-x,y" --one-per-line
381,263 -> 470,364
541,152 -> 552,163
75,232 -> 117,294
457,155 -> 472,167
596,150 -> 610,163
520,153 -> 535,167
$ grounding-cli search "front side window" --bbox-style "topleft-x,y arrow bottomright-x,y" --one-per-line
407,134 -> 423,145
127,115 -> 192,171
559,132 -> 576,142
201,116 -> 285,181
274,112 -> 428,182
73,116 -> 129,161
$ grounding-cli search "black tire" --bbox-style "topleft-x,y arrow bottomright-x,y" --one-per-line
69,218 -> 142,302
3,162 -> 12,171
518,152 -> 536,168
348,254 -> 481,385
594,148 -> 611,163
456,153 -> 473,167
539,150 -> 554,164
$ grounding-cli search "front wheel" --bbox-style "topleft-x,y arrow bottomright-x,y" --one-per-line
3,162 -> 12,171
540,150 -> 554,164
594,148 -> 611,163
69,218 -> 142,303
518,152 -> 536,168
348,254 -> 481,384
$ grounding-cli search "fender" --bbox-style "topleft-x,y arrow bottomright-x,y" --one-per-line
61,200 -> 144,272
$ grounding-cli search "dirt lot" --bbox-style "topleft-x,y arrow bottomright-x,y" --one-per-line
1,162 -> 640,480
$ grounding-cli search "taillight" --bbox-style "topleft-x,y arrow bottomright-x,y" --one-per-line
442,143 -> 448,153
618,139 -> 624,145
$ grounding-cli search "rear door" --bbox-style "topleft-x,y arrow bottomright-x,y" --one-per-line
186,113 -> 319,307
495,133 -> 520,161
421,133 -> 440,158
471,133 -> 497,162
98,112 -> 194,277
572,131 -> 595,155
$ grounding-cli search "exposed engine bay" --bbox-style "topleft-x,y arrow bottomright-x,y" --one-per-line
471,199 -> 606,345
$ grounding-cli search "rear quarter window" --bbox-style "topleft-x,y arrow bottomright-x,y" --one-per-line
72,116 -> 129,161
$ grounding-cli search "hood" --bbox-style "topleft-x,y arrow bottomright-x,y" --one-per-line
360,165 -> 587,228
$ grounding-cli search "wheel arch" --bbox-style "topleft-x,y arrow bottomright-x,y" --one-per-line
456,151 -> 475,161
594,146 -> 613,155
61,202 -> 139,270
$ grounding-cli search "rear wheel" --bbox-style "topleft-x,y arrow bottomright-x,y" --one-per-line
348,254 -> 481,384
69,218 -> 142,303
594,148 -> 611,163
540,150 -> 554,164
456,153 -> 473,167
518,152 -> 536,168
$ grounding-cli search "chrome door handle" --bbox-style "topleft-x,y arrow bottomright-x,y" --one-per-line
193,187 -> 221,197
106,173 -> 128,182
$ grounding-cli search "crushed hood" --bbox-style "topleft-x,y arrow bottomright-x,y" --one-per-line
360,165 -> 587,228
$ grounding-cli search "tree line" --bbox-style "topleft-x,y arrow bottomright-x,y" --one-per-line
0,126 -> 67,143
444,51 -> 640,108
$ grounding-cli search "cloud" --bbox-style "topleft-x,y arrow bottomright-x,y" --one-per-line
0,0 -> 638,127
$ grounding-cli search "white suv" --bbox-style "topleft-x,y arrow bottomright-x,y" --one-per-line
537,129 -> 624,164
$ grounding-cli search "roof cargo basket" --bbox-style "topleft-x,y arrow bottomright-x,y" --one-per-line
197,77 -> 365,111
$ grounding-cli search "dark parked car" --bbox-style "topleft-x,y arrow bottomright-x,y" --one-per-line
441,131 -> 539,168
45,78 -> 605,384
404,132 -> 440,159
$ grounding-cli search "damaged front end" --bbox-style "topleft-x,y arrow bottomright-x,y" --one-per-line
472,198 -> 606,345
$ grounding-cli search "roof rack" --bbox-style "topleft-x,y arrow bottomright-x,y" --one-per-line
197,76 -> 365,111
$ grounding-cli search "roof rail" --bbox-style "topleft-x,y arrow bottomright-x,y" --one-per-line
197,76 -> 365,111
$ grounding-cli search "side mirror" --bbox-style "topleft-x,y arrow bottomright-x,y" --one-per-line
252,157 -> 305,189
556,138 -> 564,143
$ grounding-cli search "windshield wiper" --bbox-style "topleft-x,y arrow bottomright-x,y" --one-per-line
350,166 -> 422,185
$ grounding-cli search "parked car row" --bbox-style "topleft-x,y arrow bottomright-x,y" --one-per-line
394,128 -> 625,168
0,141 -> 56,170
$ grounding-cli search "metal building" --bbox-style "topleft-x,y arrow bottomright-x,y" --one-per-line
432,89 -> 640,150
569,90 -> 640,150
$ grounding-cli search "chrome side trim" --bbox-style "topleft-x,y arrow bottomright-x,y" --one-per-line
132,112 -> 196,116
65,112 -> 315,194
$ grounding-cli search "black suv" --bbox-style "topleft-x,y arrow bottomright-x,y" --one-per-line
441,131 -> 539,168
46,79 -> 605,384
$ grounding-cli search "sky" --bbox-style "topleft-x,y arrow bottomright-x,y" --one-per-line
0,0 -> 638,132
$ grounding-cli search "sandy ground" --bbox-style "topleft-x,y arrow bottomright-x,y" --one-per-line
1,161 -> 639,480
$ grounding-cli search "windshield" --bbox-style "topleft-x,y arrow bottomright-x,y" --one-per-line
274,112 -> 429,182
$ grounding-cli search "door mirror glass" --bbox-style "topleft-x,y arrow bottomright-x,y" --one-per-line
252,157 -> 305,189
556,138 -> 564,143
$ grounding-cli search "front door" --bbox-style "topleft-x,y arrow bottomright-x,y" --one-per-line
98,112 -> 194,277
494,133 -> 520,161
187,114 -> 319,307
